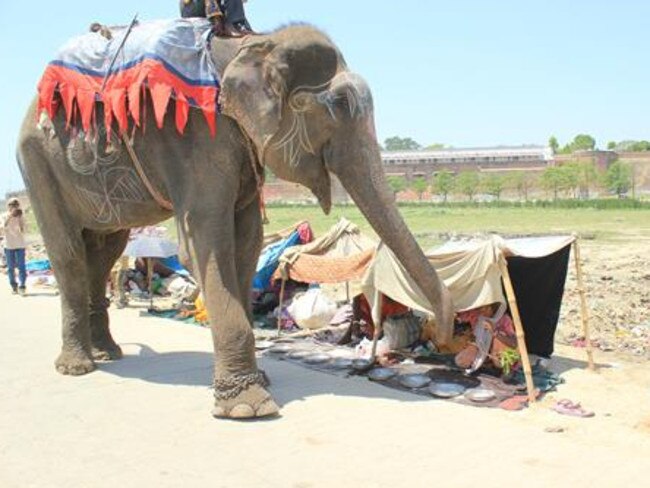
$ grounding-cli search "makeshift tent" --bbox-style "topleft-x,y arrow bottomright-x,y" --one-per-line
253,222 -> 313,290
275,218 -> 376,284
262,220 -> 309,248
362,235 -> 593,403
273,218 -> 377,332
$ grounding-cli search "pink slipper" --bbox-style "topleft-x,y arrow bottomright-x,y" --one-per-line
552,399 -> 595,418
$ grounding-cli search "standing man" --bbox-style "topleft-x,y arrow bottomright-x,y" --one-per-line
1,198 -> 27,295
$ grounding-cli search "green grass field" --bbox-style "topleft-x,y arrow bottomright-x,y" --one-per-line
23,203 -> 650,251
263,204 -> 650,249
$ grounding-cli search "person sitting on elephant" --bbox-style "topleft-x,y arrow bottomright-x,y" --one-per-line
180,0 -> 254,37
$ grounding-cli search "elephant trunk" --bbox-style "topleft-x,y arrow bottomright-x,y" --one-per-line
329,138 -> 454,343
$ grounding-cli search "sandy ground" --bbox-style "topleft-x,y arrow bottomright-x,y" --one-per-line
560,239 -> 650,357
1,285 -> 650,488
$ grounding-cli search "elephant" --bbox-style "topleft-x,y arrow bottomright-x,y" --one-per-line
17,24 -> 454,419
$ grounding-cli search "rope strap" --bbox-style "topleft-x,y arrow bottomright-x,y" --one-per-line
121,134 -> 174,211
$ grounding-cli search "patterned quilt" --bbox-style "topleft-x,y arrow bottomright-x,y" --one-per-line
37,18 -> 220,137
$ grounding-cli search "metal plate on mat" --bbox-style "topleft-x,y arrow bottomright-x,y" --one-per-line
268,345 -> 292,355
367,368 -> 397,382
429,382 -> 466,398
287,350 -> 311,360
329,357 -> 354,369
465,388 -> 496,402
397,374 -> 432,389
303,353 -> 331,365
351,358 -> 374,372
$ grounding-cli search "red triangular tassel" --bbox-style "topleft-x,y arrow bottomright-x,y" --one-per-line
175,91 -> 189,135
106,89 -> 127,135
76,89 -> 96,133
150,82 -> 172,129
127,82 -> 142,128
59,84 -> 77,130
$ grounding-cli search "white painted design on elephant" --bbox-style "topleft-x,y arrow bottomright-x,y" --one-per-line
66,129 -> 147,224
75,166 -> 146,224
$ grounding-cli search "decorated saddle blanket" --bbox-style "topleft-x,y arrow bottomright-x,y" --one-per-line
37,18 -> 220,137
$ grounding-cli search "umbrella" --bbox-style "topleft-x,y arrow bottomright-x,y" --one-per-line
123,235 -> 178,259
123,236 -> 179,306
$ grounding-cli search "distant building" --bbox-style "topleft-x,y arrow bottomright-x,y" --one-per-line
554,150 -> 618,171
381,146 -> 553,180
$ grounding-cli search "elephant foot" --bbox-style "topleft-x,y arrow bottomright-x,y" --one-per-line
212,373 -> 279,419
55,350 -> 96,375
91,342 -> 123,361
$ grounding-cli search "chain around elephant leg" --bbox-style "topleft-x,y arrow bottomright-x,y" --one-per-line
212,372 -> 279,419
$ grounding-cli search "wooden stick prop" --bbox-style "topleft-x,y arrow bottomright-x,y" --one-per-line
498,257 -> 537,404
572,236 -> 596,371
277,278 -> 286,337
369,292 -> 384,361
147,257 -> 154,309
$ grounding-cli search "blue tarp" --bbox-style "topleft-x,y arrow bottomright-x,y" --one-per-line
159,255 -> 190,276
252,230 -> 301,290
26,259 -> 51,272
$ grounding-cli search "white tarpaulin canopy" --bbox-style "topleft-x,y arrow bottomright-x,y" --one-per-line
123,235 -> 178,258
361,235 -> 576,345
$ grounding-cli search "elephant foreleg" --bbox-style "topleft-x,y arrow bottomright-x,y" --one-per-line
234,194 -> 263,322
182,205 -> 278,419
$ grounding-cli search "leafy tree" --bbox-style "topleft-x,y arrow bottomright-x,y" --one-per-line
548,136 -> 559,154
540,167 -> 565,200
572,134 -> 597,151
604,161 -> 633,198
561,134 -> 596,153
410,177 -> 429,201
508,172 -> 536,202
432,171 -> 455,203
425,143 -> 447,150
483,174 -> 505,201
384,136 -> 421,151
631,140 -> 650,151
560,163 -> 580,197
456,171 -> 480,202
566,160 -> 600,199
387,175 -> 407,196
607,141 -> 617,150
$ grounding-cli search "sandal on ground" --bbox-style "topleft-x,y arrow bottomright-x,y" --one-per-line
552,399 -> 595,418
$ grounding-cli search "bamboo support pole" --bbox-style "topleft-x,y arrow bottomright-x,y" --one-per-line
370,292 -> 384,361
147,258 -> 154,309
345,281 -> 351,304
572,236 -> 595,371
498,257 -> 537,404
277,278 -> 286,337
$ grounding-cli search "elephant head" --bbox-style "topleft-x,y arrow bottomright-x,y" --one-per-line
219,26 -> 454,341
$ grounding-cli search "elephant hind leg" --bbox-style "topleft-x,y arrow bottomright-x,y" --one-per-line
84,229 -> 130,361
18,142 -> 95,375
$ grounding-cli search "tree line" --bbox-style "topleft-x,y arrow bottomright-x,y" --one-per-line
386,160 -> 635,202
382,134 -> 650,154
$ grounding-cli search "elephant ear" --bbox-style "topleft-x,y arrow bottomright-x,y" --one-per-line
220,39 -> 287,159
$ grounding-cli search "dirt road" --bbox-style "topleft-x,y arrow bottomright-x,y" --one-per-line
1,284 -> 649,488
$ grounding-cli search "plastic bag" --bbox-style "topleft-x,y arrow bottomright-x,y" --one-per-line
287,288 -> 337,330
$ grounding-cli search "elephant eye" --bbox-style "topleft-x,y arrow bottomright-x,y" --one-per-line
335,96 -> 350,111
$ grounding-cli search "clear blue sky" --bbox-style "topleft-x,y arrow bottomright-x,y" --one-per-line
1,1 -> 649,195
